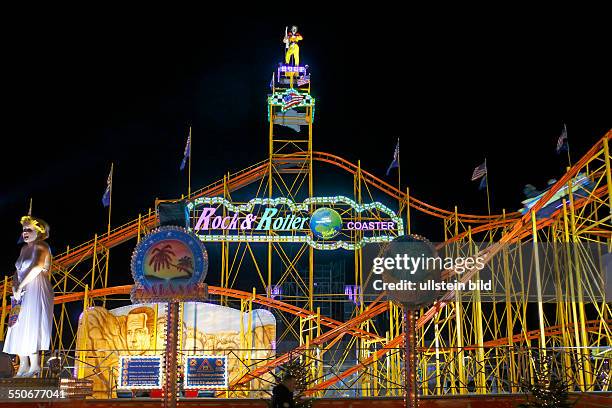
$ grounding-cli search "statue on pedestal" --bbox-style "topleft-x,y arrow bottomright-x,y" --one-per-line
283,25 -> 303,66
3,216 -> 54,377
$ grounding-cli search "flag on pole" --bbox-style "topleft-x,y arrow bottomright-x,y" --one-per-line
269,73 -> 274,91
386,139 -> 400,176
102,167 -> 112,207
556,123 -> 568,154
473,159 -> 491,211
479,174 -> 487,191
471,160 -> 487,182
180,132 -> 191,171
297,75 -> 310,86
282,91 -> 305,111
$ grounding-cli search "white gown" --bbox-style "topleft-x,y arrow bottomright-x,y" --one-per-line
3,242 -> 54,355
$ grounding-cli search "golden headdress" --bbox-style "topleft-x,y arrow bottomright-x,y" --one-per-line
20,215 -> 50,240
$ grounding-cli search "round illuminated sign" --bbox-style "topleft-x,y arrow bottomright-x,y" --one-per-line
131,226 -> 208,301
309,207 -> 342,240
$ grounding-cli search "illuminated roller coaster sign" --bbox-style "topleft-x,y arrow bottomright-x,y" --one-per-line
186,196 -> 404,250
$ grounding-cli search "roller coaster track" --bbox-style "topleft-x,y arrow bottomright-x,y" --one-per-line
0,131 -> 608,393
6,130 -> 608,284
236,132 -> 612,395
241,144 -> 611,389
305,130 -> 612,393
311,152 -> 520,223
2,150 -> 522,295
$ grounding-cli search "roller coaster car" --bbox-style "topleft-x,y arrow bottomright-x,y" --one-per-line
519,173 -> 594,218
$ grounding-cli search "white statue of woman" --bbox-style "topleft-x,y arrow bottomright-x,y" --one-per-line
3,216 -> 54,377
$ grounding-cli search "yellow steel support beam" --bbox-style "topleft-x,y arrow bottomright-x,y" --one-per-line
530,211 -> 548,356
0,276 -> 7,341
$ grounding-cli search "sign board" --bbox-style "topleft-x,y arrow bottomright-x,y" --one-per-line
183,355 -> 228,390
187,196 -> 403,250
130,226 -> 209,303
118,356 -> 163,389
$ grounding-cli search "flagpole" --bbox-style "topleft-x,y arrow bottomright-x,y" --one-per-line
397,138 -> 402,216
484,158 -> 491,216
188,126 -> 192,198
485,177 -> 492,216
103,162 -> 113,308
107,162 -> 113,238
565,124 -> 572,168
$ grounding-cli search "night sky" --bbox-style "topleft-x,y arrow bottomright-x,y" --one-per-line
1,16 -> 610,283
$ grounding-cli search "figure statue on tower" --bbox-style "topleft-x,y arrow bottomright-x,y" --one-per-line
283,25 -> 303,66
3,215 -> 54,377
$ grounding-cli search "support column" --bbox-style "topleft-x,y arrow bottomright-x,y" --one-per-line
163,302 -> 179,408
403,307 -> 418,408
530,212 -> 548,356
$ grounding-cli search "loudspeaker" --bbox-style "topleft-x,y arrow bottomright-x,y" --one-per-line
158,201 -> 189,228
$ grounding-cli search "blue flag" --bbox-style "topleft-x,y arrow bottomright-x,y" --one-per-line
102,167 -> 112,207
180,131 -> 191,171
386,139 -> 400,176
269,73 -> 274,91
479,174 -> 487,191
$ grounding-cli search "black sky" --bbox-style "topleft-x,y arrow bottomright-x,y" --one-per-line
1,15 -> 610,278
